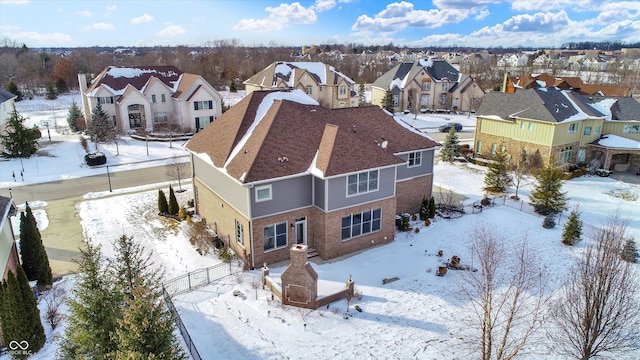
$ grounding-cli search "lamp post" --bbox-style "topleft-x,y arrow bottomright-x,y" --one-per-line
106,165 -> 112,192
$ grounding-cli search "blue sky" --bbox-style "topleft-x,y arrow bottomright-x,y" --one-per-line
1,0 -> 639,48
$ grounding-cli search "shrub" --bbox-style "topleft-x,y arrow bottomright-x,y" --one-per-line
621,239 -> 638,263
481,197 -> 491,206
84,152 -> 106,166
411,214 -> 417,221
414,228 -> 420,233
401,213 -> 411,231
543,213 -> 556,229
419,197 -> 429,221
562,206 -> 582,245
157,190 -> 168,214
424,219 -> 431,226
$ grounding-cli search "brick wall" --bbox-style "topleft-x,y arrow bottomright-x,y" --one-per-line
396,175 -> 432,215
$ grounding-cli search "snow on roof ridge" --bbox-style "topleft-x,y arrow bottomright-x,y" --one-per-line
224,90 -> 319,169
560,90 -> 600,122
307,150 -> 324,178
588,98 -> 616,121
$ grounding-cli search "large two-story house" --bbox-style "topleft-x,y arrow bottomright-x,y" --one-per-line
1,196 -> 18,280
78,66 -> 223,134
243,61 -> 358,109
185,90 -> 439,268
371,59 -> 485,113
475,87 -> 640,171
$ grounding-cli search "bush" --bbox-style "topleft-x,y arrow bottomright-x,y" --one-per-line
621,239 -> 638,263
414,228 -> 420,233
543,214 -> 556,229
411,214 -> 417,221
424,219 -> 431,227
84,152 -> 106,166
481,197 -> 491,206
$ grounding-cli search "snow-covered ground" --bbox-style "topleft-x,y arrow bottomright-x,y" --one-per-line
1,95 -> 639,359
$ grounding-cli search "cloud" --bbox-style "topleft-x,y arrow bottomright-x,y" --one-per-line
475,7 -> 490,20
0,24 -> 20,32
106,5 -> 117,11
501,11 -> 570,32
84,22 -> 115,31
4,31 -> 71,44
157,25 -> 186,37
510,0 -> 597,12
233,2 -> 317,32
0,0 -> 30,4
432,0 -> 500,9
313,0 -> 353,12
78,10 -> 93,17
131,14 -> 154,25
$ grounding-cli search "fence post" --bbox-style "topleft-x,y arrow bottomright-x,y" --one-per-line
520,200 -> 523,211
188,273 -> 191,291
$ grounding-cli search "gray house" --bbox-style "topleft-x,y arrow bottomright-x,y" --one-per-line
185,90 -> 440,267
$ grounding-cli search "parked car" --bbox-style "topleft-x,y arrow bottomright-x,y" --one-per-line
439,122 -> 463,132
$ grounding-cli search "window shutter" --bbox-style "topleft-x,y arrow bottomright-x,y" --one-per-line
194,102 -> 199,110
208,100 -> 213,109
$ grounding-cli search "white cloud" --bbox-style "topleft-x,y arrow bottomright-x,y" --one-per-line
233,2 -> 317,32
131,14 -> 154,25
0,24 -> 20,32
475,7 -> 490,21
156,25 -> 186,37
78,10 -> 93,17
510,0 -> 597,12
0,0 -> 30,4
501,11 -> 570,32
5,31 -> 71,44
84,22 -> 115,31
314,0 -> 335,12
106,5 -> 117,11
432,0 -> 500,9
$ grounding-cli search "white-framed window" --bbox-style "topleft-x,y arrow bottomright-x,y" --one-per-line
154,112 -> 168,124
161,94 -> 166,103
623,124 -> 640,134
476,140 -> 482,153
440,93 -> 447,105
264,222 -> 287,251
420,94 -> 429,106
339,102 -> 345,108
305,85 -> 312,95
422,81 -> 431,91
151,94 -> 156,103
339,85 -> 347,96
595,126 -> 601,135
408,151 -> 422,167
442,82 -> 449,91
584,126 -> 592,135
491,143 -> 497,156
194,100 -> 213,110
97,96 -> 113,104
568,123 -> 578,134
559,145 -> 573,164
392,95 -> 399,106
341,208 -> 381,240
347,170 -> 379,196
235,219 -> 244,246
520,121 -> 525,129
255,185 -> 272,202
528,122 -> 534,130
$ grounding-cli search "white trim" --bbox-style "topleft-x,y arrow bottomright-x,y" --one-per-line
407,151 -> 422,168
263,221 -> 288,252
255,184 -> 272,202
345,169 -> 380,198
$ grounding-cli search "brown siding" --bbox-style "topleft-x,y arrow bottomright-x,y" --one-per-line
396,175 -> 433,215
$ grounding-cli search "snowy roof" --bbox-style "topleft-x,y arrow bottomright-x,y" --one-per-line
373,59 -> 460,91
245,61 -> 356,89
86,66 -> 184,96
591,134 -> 640,149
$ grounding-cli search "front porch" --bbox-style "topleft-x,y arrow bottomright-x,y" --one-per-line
587,134 -> 640,174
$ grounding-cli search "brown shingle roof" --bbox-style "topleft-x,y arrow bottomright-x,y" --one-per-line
86,66 -> 183,94
186,90 -> 439,183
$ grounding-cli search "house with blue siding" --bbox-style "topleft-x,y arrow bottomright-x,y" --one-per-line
185,90 -> 439,268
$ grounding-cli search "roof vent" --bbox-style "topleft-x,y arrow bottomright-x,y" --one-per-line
278,157 -> 289,163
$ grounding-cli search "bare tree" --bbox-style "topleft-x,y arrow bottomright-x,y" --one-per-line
166,154 -> 189,191
548,214 -> 640,359
511,147 -> 530,200
460,224 -> 549,360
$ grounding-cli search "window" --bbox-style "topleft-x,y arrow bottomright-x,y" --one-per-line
408,151 -> 422,167
112,115 -> 116,126
154,112 -> 168,124
255,185 -> 272,202
520,121 -> 525,129
568,123 -> 578,134
305,86 -> 312,95
97,96 -> 113,104
442,82 -> 449,91
151,94 -> 156,103
420,94 -> 430,106
264,222 -> 287,251
476,140 -> 482,153
392,95 -> 399,106
194,100 -> 213,110
491,143 -> 497,156
341,208 -> 381,240
161,94 -> 166,103
595,126 -> 601,135
584,126 -> 592,135
440,93 -> 447,105
528,122 -> 534,131
339,102 -> 345,108
347,170 -> 379,196
559,145 -> 573,164
235,220 -> 244,246
339,85 -> 347,96
623,125 -> 640,134
422,81 -> 431,91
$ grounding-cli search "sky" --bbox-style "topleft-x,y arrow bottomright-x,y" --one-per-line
1,0 -> 639,49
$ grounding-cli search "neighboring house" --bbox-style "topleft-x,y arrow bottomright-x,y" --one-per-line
0,88 -> 18,153
0,196 -> 18,281
504,73 -> 631,97
474,87 -> 640,171
371,58 -> 485,113
185,90 -> 439,268
78,66 -> 223,134
243,61 -> 358,109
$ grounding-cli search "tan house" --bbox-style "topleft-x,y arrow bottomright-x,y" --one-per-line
78,66 -> 222,134
243,61 -> 358,109
371,59 -> 485,113
475,88 -> 640,171
185,90 -> 439,268
1,196 -> 19,281
0,88 -> 18,154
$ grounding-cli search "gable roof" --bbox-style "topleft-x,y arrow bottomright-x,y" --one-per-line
587,96 -> 640,121
244,61 -> 355,89
0,88 -> 17,104
477,88 -> 606,123
86,66 -> 183,96
186,90 -> 439,183
373,59 -> 460,91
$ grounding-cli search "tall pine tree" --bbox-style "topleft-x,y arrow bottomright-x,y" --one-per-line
440,127 -> 461,162
112,235 -> 162,300
66,100 -> 84,132
0,105 -> 40,158
530,158 -> 568,215
0,266 -> 45,359
382,89 -> 394,113
358,83 -> 367,106
87,102 -> 116,151
562,206 -> 582,245
484,144 -> 513,193
158,189 -> 169,214
168,186 -> 179,215
19,203 -> 52,286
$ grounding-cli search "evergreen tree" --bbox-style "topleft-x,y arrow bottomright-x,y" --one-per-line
428,197 -> 436,219
530,159 -> 568,215
55,77 -> 67,94
419,197 -> 429,221
229,79 -> 237,93
59,243 -> 120,359
620,239 -> 637,263
168,186 -> 179,215
158,189 -> 168,214
19,203 -> 52,286
562,206 -> 582,246
382,89 -> 394,113
439,127 -> 461,162
5,80 -> 22,101
0,266 -> 45,358
543,213 -> 556,229
87,102 -> 116,150
45,81 -> 57,100
0,105 -> 40,158
66,100 -> 84,132
112,235 -> 161,300
484,144 -> 513,193
358,83 -> 367,106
